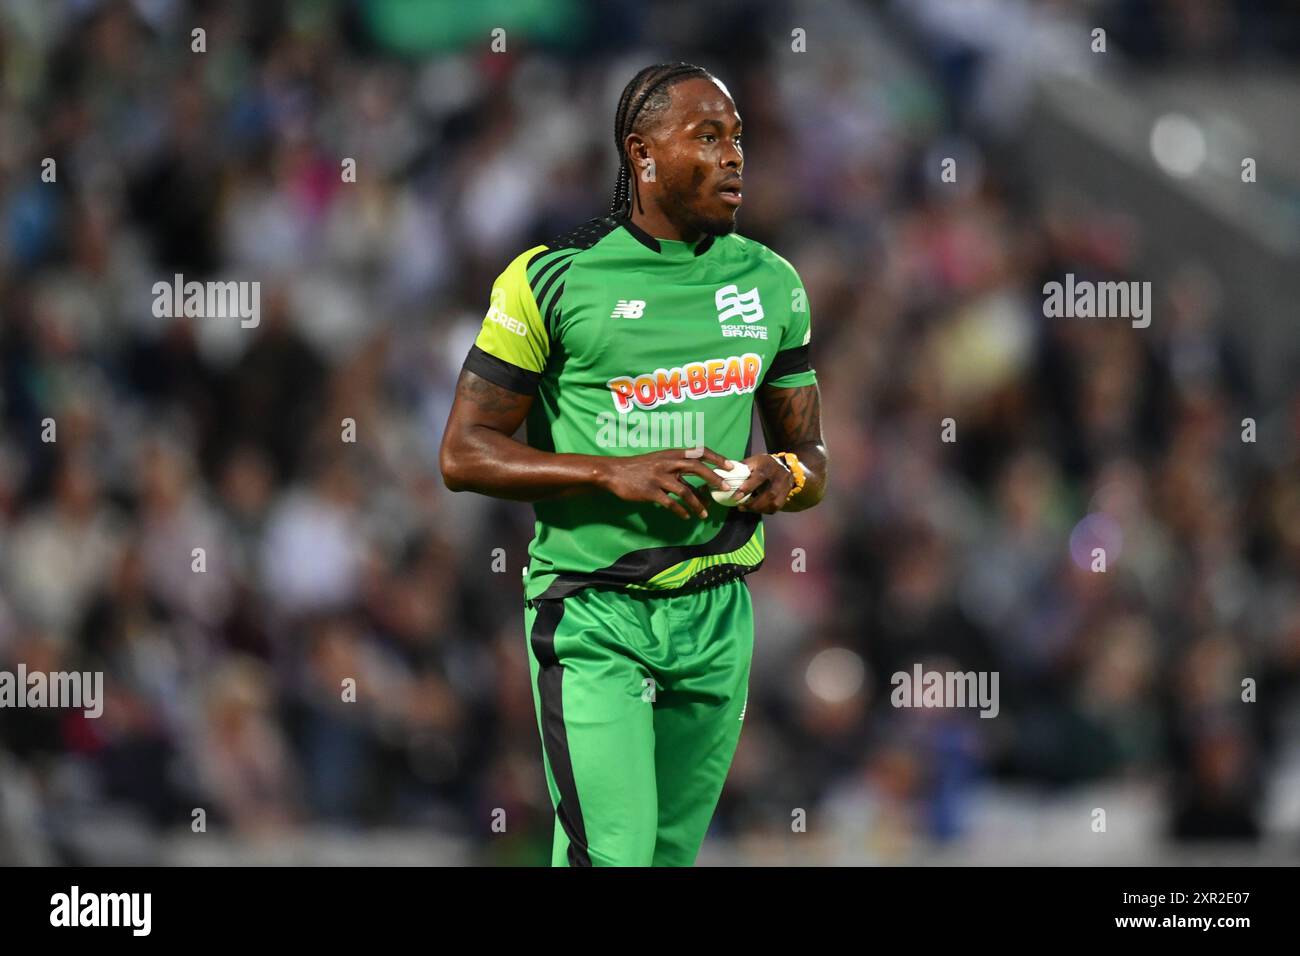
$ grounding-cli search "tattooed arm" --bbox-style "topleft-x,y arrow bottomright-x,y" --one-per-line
439,369 -> 604,501
734,382 -> 829,514
439,369 -> 731,516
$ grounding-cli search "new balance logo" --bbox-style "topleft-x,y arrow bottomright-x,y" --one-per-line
611,299 -> 646,318
716,284 -> 767,339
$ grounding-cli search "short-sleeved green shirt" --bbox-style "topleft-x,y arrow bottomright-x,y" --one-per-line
462,214 -> 817,602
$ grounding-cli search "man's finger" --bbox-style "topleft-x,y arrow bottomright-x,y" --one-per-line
673,478 -> 711,518
738,479 -> 774,512
735,461 -> 773,496
657,491 -> 693,520
678,461 -> 731,491
683,446 -> 730,468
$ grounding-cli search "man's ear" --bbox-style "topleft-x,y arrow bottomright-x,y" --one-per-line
626,133 -> 649,166
627,134 -> 656,183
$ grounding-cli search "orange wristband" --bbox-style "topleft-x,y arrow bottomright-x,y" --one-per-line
768,452 -> 807,505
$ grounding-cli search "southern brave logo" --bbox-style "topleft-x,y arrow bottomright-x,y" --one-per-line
716,284 -> 766,339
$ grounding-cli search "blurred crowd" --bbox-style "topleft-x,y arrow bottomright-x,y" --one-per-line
0,0 -> 1297,864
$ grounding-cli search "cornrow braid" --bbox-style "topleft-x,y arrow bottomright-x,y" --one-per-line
610,62 -> 712,218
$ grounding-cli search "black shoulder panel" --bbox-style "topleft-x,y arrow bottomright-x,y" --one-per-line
543,215 -> 620,253
526,217 -> 620,336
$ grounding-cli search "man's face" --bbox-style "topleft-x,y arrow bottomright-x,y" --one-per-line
633,76 -> 744,237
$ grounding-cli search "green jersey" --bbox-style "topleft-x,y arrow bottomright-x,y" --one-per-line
462,213 -> 817,602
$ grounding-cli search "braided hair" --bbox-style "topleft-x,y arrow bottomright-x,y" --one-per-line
610,62 -> 713,218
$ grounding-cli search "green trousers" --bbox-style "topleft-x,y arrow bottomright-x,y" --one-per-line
523,577 -> 753,866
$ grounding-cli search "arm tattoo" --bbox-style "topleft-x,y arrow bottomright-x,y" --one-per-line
458,369 -> 531,417
759,383 -> 822,450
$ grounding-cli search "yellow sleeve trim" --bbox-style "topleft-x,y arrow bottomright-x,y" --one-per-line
473,245 -> 550,374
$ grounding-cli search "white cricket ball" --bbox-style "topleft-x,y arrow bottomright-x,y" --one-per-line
711,460 -> 751,506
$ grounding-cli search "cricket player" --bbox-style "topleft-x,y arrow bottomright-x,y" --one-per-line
440,62 -> 829,866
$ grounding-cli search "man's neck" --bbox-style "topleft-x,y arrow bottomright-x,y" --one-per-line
628,206 -> 702,245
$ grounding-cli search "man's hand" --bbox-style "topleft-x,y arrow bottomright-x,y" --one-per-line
598,447 -> 734,520
731,454 -> 794,515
